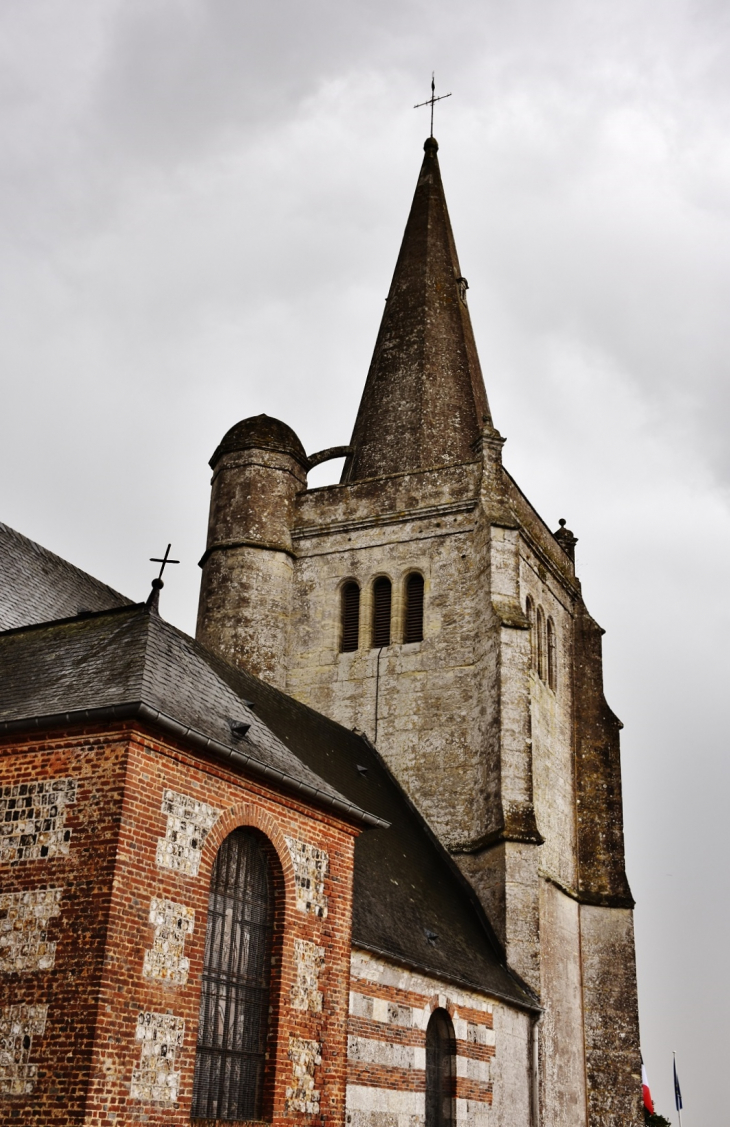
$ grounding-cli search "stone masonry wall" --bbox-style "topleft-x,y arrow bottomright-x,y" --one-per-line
277,449 -> 642,1127
347,950 -> 531,1127
0,725 -> 358,1127
287,463 -> 492,850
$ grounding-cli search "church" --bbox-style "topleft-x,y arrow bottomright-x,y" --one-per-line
0,135 -> 642,1127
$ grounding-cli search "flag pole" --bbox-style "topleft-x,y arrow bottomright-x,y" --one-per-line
673,1051 -> 683,1127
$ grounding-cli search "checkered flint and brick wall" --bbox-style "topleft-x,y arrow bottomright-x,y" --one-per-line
0,723 -> 357,1127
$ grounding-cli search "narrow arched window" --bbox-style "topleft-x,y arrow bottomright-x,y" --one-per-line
191,829 -> 274,1122
426,1009 -> 455,1127
403,573 -> 424,643
372,577 -> 392,648
525,595 -> 535,669
341,581 -> 360,652
536,606 -> 546,682
547,617 -> 557,692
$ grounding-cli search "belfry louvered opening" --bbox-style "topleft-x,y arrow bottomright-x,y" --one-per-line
191,829 -> 274,1122
341,581 -> 360,652
547,617 -> 557,692
426,1008 -> 455,1127
372,577 -> 392,647
403,572 -> 424,643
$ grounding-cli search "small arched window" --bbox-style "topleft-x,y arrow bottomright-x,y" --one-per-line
341,581 -> 360,652
525,595 -> 535,669
536,605 -> 546,682
403,573 -> 425,643
372,577 -> 392,648
191,829 -> 274,1122
426,1008 -> 455,1127
547,617 -> 557,692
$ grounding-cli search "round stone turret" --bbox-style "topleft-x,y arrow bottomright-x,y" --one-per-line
196,414 -> 308,686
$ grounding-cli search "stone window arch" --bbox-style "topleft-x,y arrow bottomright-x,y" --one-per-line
191,828 -> 278,1121
547,616 -> 557,692
536,605 -> 546,682
403,572 -> 425,643
340,580 -> 360,652
526,595 -> 535,669
371,576 -> 392,648
426,1008 -> 455,1127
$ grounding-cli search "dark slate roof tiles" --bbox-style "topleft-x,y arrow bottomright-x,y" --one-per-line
0,522 -> 132,631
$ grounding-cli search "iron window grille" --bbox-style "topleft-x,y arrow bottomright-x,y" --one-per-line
191,829 -> 274,1122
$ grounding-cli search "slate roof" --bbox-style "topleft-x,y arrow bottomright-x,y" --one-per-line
0,522 -> 132,631
0,607 -> 380,829
0,598 -> 533,1008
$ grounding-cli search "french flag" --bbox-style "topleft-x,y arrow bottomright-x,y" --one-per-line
642,1059 -> 654,1115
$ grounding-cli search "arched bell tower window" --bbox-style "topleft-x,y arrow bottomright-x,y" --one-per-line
547,617 -> 557,692
191,829 -> 275,1122
525,595 -> 535,669
536,605 -> 546,682
372,577 -> 392,648
403,572 -> 425,643
341,581 -> 360,652
426,1008 -> 455,1127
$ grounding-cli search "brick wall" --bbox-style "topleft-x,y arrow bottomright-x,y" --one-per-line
0,723 -> 357,1127
346,950 -> 519,1127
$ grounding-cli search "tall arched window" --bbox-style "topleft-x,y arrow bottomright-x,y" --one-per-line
191,829 -> 275,1122
341,581 -> 360,652
403,572 -> 424,643
525,595 -> 535,669
426,1009 -> 455,1127
536,605 -> 546,682
372,577 -> 392,648
547,617 -> 557,692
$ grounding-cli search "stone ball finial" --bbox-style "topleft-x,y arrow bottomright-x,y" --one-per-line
554,518 -> 578,563
424,136 -> 439,153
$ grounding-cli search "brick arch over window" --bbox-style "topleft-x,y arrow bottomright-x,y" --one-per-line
426,1007 -> 456,1127
191,825 -> 284,1122
403,572 -> 425,643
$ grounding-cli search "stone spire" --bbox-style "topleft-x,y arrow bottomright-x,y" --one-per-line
341,137 -> 492,483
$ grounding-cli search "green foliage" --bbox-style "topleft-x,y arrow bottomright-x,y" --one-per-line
645,1110 -> 672,1126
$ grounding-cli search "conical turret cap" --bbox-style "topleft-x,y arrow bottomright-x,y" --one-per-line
342,138 -> 491,482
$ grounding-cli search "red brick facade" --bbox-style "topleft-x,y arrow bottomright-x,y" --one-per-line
0,722 -> 358,1127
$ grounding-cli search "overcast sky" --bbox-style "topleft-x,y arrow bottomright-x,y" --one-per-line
2,2 -> 728,1120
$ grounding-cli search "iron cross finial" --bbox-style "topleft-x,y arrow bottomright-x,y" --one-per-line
414,72 -> 452,138
150,543 -> 180,581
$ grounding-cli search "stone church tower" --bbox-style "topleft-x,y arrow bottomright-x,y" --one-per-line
196,137 -> 642,1126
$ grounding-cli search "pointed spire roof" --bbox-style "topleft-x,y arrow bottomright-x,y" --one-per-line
342,137 -> 491,483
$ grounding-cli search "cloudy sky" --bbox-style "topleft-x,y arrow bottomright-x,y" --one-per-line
2,1 -> 728,1119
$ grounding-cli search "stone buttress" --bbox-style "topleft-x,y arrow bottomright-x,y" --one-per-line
196,138 -> 643,1127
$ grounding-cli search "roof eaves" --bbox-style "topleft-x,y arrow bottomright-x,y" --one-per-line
0,700 -> 389,832
351,941 -> 540,1013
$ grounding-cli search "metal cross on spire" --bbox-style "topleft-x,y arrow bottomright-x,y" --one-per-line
150,543 -> 179,580
146,543 -> 179,611
414,73 -> 452,138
